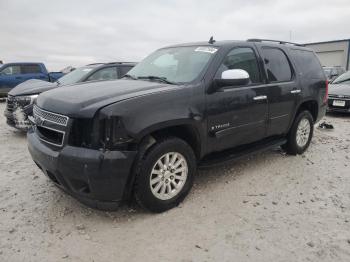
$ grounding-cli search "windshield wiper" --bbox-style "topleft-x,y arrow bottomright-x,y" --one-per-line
138,75 -> 177,85
123,74 -> 138,80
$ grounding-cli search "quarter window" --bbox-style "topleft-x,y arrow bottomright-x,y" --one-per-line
290,49 -> 324,79
261,47 -> 292,82
216,47 -> 261,84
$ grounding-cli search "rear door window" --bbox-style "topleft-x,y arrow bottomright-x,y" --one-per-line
86,67 -> 118,81
290,49 -> 324,79
261,47 -> 293,82
119,66 -> 133,77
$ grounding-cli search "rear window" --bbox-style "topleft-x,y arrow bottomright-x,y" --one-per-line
21,64 -> 42,74
261,47 -> 292,82
290,49 -> 324,79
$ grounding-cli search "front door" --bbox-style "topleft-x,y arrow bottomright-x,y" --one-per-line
206,46 -> 269,153
0,65 -> 22,94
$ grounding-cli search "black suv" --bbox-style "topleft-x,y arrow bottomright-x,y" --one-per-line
5,62 -> 135,131
27,39 -> 327,212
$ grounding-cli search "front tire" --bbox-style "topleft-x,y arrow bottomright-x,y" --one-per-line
283,110 -> 314,155
134,137 -> 196,213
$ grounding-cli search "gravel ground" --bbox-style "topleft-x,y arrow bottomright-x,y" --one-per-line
0,101 -> 349,262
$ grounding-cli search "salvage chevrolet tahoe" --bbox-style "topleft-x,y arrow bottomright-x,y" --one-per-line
27,39 -> 327,212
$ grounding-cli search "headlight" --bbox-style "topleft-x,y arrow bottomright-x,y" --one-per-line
16,94 -> 38,107
99,116 -> 132,150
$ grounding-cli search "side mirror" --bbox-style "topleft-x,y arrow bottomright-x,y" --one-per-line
211,69 -> 250,92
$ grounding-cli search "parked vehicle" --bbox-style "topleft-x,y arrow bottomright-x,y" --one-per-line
4,62 -> 136,130
28,39 -> 327,212
323,66 -> 346,82
0,62 -> 64,96
327,71 -> 350,113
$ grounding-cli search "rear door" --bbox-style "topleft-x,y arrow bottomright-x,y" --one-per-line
255,46 -> 298,136
206,46 -> 269,152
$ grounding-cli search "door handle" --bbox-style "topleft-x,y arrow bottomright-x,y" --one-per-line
253,95 -> 267,101
291,89 -> 301,94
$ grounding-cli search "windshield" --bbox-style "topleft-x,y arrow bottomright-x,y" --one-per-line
126,46 -> 218,84
57,66 -> 93,86
332,71 -> 350,85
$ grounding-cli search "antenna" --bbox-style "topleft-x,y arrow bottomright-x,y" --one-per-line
208,36 -> 215,44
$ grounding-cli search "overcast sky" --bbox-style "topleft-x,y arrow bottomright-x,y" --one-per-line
0,0 -> 349,71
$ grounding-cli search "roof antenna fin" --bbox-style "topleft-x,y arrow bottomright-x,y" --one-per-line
208,36 -> 215,44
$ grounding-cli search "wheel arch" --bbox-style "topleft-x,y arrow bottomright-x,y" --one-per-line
123,122 -> 202,201
297,100 -> 318,121
136,122 -> 202,160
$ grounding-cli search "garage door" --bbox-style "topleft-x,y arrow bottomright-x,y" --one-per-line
316,50 -> 345,67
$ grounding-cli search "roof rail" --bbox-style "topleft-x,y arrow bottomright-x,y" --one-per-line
247,38 -> 305,47
86,62 -> 137,66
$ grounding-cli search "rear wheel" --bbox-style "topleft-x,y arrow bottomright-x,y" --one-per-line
134,137 -> 196,213
282,110 -> 314,155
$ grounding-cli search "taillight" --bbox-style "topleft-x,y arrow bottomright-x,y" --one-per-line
323,79 -> 328,104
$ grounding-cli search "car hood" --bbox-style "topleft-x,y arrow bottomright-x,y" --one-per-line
36,79 -> 178,118
329,83 -> 350,96
8,79 -> 58,96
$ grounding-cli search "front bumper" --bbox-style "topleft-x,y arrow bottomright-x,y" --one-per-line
27,130 -> 137,210
4,104 -> 32,131
327,98 -> 350,113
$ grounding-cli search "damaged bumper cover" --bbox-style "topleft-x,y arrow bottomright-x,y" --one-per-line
4,95 -> 37,131
27,130 -> 138,210
4,105 -> 33,130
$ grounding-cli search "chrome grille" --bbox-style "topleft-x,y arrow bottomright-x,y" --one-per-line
33,105 -> 69,126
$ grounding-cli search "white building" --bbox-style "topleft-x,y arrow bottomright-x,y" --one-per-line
304,39 -> 350,70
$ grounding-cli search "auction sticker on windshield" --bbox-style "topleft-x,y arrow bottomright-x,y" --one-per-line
195,47 -> 218,54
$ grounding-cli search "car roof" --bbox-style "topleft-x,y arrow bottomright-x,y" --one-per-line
2,62 -> 44,65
